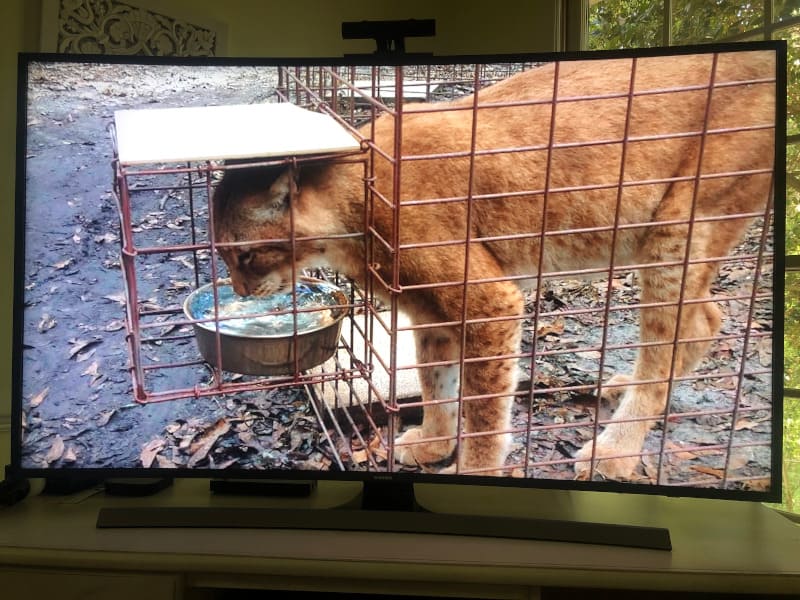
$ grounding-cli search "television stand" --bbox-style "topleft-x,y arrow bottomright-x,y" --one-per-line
357,479 -> 423,511
95,480 -> 671,551
6,479 -> 800,597
209,478 -> 316,497
105,478 -> 173,497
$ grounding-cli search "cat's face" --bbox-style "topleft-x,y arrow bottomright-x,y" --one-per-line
216,242 -> 293,297
213,167 -> 314,297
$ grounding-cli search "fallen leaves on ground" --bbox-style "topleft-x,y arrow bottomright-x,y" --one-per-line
188,418 -> 231,467
140,438 -> 166,468
46,435 -> 65,464
29,387 -> 49,408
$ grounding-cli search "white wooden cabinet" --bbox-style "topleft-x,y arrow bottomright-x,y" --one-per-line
0,480 -> 798,599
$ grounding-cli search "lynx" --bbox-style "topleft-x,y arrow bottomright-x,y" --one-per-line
212,51 -> 775,480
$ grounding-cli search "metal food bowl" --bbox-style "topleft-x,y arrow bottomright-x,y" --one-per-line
183,277 -> 348,375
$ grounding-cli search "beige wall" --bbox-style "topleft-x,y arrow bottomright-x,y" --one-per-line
155,0 -> 561,57
0,0 -> 560,467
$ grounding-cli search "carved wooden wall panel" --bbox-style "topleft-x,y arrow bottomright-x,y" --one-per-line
55,0 -> 218,56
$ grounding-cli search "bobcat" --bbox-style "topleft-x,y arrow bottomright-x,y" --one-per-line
212,51 -> 775,480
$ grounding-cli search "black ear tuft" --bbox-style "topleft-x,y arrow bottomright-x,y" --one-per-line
291,166 -> 301,193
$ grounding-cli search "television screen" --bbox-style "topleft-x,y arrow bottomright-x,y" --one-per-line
12,42 -> 785,502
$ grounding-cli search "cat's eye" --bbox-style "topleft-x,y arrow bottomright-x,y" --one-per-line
238,251 -> 253,267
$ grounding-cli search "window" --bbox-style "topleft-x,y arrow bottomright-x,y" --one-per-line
581,0 -> 800,514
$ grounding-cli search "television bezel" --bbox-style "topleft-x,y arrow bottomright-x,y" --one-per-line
10,40 -> 787,504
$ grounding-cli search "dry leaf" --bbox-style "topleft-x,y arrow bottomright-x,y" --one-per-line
351,435 -> 388,463
756,337 -> 772,367
213,457 -> 239,470
168,280 -> 192,292
46,435 -> 65,464
96,409 -> 115,427
76,348 -> 96,363
671,450 -> 699,461
743,478 -> 771,492
236,431 -> 264,453
691,465 -> 725,479
104,292 -> 127,306
372,447 -> 388,462
62,446 -> 77,463
68,337 -> 101,359
165,422 -> 183,434
694,375 -> 737,392
139,298 -> 162,311
155,455 -> 178,469
188,419 -> 230,467
140,438 -> 165,468
52,259 -> 73,270
38,314 -> 56,333
727,452 -> 749,471
30,387 -> 49,408
665,441 -> 698,462
536,317 -> 565,338
169,256 -> 194,270
641,454 -> 660,483
81,360 -> 102,385
104,320 -> 125,332
693,447 -> 724,457
734,418 -> 762,431
271,422 -> 287,446
289,429 -> 304,452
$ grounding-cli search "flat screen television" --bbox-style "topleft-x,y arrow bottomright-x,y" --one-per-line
10,40 -> 786,548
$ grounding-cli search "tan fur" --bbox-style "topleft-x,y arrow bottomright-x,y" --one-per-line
213,51 -> 775,479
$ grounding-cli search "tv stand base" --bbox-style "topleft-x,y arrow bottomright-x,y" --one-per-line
209,479 -> 316,497
96,505 -> 671,551
104,478 -> 173,497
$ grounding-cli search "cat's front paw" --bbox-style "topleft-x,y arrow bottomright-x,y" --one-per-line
573,431 -> 641,481
394,427 -> 455,467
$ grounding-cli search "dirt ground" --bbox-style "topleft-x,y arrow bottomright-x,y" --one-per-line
18,60 -> 775,492
20,62 -> 293,471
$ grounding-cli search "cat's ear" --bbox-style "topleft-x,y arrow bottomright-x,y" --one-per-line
246,169 -> 298,222
268,169 -> 299,205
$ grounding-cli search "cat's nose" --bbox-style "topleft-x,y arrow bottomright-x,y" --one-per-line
231,277 -> 250,297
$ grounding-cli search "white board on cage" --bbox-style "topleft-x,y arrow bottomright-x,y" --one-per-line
312,311 -> 422,407
113,102 -> 361,165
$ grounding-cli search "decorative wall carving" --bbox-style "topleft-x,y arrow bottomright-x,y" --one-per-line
56,0 -> 218,56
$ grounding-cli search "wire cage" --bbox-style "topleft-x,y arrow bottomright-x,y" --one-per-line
111,51 -> 777,488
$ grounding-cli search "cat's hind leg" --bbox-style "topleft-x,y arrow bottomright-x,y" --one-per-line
574,222 -> 724,480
